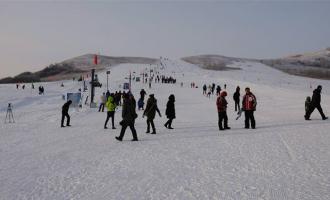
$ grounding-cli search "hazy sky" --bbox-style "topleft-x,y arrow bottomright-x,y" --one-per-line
1,0 -> 330,78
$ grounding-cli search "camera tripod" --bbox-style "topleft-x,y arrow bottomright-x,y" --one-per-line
5,103 -> 15,124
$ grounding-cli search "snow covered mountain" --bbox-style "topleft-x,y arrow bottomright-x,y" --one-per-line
0,54 -> 159,83
183,48 -> 330,80
261,48 -> 330,79
0,58 -> 330,199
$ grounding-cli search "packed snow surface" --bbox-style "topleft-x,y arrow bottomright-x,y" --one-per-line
1,59 -> 330,200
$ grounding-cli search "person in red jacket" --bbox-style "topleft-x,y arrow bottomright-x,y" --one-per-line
216,91 -> 230,130
242,87 -> 257,129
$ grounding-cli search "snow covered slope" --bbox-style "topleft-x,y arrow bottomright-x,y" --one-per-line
1,59 -> 330,200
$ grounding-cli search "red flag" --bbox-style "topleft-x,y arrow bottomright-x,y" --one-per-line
94,54 -> 98,65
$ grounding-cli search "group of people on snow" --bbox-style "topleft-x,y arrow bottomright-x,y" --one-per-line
60,80 -> 328,141
203,83 -> 225,98
61,89 -> 177,141
216,86 -> 257,130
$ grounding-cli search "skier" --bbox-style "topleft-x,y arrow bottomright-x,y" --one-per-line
61,100 -> 72,127
242,87 -> 257,129
305,85 -> 328,120
99,92 -> 106,112
233,86 -> 240,112
164,94 -> 176,129
143,94 -> 161,134
104,93 -> 117,129
115,93 -> 138,141
217,91 -> 230,130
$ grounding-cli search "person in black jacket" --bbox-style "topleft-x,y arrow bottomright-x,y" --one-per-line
61,100 -> 72,127
216,85 -> 221,96
116,93 -> 138,141
143,94 -> 161,134
233,86 -> 240,112
164,94 -> 176,129
140,89 -> 146,101
305,85 -> 328,120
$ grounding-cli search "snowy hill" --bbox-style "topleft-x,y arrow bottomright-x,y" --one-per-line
261,48 -> 330,79
183,48 -> 330,80
0,54 -> 159,83
182,55 -> 255,71
1,59 -> 330,199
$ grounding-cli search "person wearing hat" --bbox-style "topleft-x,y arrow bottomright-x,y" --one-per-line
143,94 -> 161,134
216,91 -> 230,130
305,85 -> 328,120
242,87 -> 257,129
61,100 -> 72,127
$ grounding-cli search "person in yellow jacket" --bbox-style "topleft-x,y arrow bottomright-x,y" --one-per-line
104,93 -> 117,129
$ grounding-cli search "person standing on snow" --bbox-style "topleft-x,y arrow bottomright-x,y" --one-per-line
242,87 -> 257,129
106,90 -> 111,100
104,93 -> 117,129
305,85 -> 328,120
203,84 -> 207,95
211,83 -> 216,94
233,86 -> 240,112
61,100 -> 72,127
217,91 -> 230,130
115,93 -> 138,141
216,85 -> 221,96
143,94 -> 161,134
99,92 -> 106,112
164,94 -> 176,129
140,89 -> 146,101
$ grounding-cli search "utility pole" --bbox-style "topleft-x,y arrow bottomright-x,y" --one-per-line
106,70 -> 110,91
91,69 -> 95,106
129,71 -> 132,92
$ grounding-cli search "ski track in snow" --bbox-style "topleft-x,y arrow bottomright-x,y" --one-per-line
1,60 -> 330,200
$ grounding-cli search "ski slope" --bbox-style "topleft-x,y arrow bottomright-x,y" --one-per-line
1,59 -> 330,200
